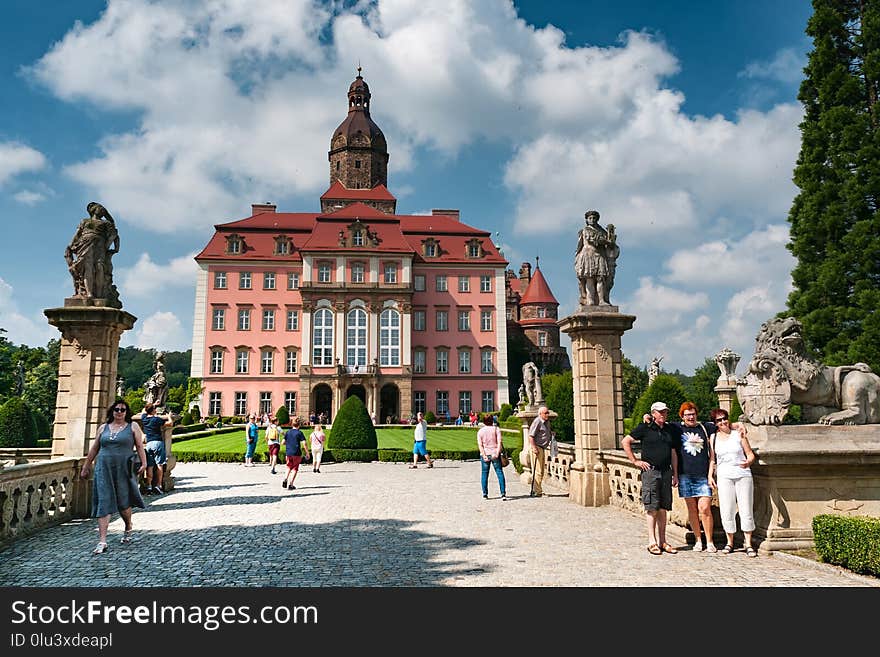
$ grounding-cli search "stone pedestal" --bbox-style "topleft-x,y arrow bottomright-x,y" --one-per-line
516,406 -> 557,488
44,303 -> 136,458
746,423 -> 880,551
558,309 -> 636,507
714,380 -> 738,416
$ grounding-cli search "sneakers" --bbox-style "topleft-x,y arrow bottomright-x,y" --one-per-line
151,486 -> 163,495
427,463 -> 434,468
408,465 -> 418,469
282,480 -> 288,488
270,468 -> 276,474
92,542 -> 108,555
706,544 -> 718,553
482,494 -> 488,499
315,468 -> 320,473
501,496 -> 508,501
288,485 -> 296,490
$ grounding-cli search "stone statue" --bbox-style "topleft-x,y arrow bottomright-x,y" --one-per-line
575,210 -> 619,307
648,356 -> 663,385
737,317 -> 880,425
517,383 -> 527,409
116,377 -> 125,398
522,361 -> 543,407
14,359 -> 25,396
715,347 -> 740,383
64,202 -> 121,308
143,351 -> 169,410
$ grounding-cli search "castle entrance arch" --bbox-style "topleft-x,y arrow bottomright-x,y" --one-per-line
380,383 -> 399,424
312,384 -> 333,422
346,384 -> 366,405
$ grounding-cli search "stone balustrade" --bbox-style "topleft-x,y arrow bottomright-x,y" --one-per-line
544,442 -> 575,491
0,457 -> 90,547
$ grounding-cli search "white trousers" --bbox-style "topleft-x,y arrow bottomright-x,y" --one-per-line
717,476 -> 755,533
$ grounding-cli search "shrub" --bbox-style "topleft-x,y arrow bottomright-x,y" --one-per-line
0,397 -> 38,448
327,395 -> 377,449
813,514 -> 880,577
33,412 -> 52,440
424,410 -> 437,424
499,403 -> 513,421
179,411 -> 194,426
275,405 -> 290,427
190,405 -> 201,422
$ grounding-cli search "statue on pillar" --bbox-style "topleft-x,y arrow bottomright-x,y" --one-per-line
522,361 -> 543,408
64,202 -> 121,308
14,359 -> 25,396
143,351 -> 169,411
714,347 -> 740,384
575,210 -> 619,307
116,376 -> 125,398
648,355 -> 663,385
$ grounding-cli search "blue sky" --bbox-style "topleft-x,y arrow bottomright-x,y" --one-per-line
0,0 -> 813,375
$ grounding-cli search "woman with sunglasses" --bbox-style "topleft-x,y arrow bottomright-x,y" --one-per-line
708,408 -> 757,557
79,400 -> 147,554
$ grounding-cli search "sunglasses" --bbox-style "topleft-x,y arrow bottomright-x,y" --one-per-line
715,418 -> 729,423
113,407 -> 127,412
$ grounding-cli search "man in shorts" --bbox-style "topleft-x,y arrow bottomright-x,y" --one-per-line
133,403 -> 173,495
409,412 -> 433,469
622,401 -> 681,555
282,418 -> 310,492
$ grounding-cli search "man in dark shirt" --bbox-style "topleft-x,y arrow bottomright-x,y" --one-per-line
622,401 -> 681,555
133,403 -> 173,495
282,418 -> 310,492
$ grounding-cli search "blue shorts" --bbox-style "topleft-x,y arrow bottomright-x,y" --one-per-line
146,440 -> 166,467
678,474 -> 712,498
413,440 -> 428,456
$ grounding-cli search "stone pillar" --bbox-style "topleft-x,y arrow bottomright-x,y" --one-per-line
558,309 -> 636,507
713,347 -> 741,415
516,406 -> 558,488
44,304 -> 136,457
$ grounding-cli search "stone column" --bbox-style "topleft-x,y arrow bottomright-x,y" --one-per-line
713,347 -> 741,415
516,406 -> 558,488
44,303 -> 137,457
558,309 -> 636,506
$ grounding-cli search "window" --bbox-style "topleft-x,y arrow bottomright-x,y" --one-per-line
458,276 -> 470,292
379,309 -> 400,366
238,309 -> 251,331
414,274 -> 426,291
538,332 -> 548,347
482,391 -> 495,413
260,392 -> 272,415
435,275 -> 447,292
538,307 -> 547,318
481,349 -> 494,373
287,273 -> 299,290
413,391 -> 426,415
286,310 -> 299,331
346,308 -> 368,367
413,350 -> 426,373
413,310 -> 426,331
506,308 -> 514,321
214,271 -> 227,289
239,272 -> 252,289
458,310 -> 470,331
436,391 -> 449,415
234,392 -> 247,416
284,392 -> 296,414
480,310 -> 492,332
285,349 -> 298,374
384,263 -> 397,284
264,272 -> 276,290
459,391 -> 472,414
210,349 -> 223,374
227,236 -> 242,254
261,349 -> 274,374
351,262 -> 365,283
480,275 -> 491,293
355,159 -> 361,169
312,308 -> 334,365
212,308 -> 225,330
467,242 -> 481,258
236,350 -> 249,374
209,392 -> 221,416
425,242 -> 437,257
436,349 -> 448,374
436,309 -> 448,331
318,263 -> 332,283
352,231 -> 364,246
275,238 -> 290,255
458,349 -> 471,374
262,309 -> 275,331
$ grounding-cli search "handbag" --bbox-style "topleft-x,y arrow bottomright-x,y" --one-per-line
550,434 -> 559,458
127,453 -> 142,477
499,451 -> 510,468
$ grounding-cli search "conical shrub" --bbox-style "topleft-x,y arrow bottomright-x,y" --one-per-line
327,395 -> 377,449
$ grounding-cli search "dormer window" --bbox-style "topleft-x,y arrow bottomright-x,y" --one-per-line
274,236 -> 292,255
423,238 -> 439,258
353,231 -> 364,246
346,220 -> 375,247
226,234 -> 244,255
466,239 -> 483,258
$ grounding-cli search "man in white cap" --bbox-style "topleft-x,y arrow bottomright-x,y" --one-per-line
622,401 -> 681,555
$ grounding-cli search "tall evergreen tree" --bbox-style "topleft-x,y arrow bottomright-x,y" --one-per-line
786,0 -> 880,373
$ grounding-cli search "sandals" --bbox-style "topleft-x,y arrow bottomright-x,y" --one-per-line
660,542 -> 678,554
92,542 -> 108,555
647,543 -> 662,555
720,544 -> 734,554
746,547 -> 757,558
120,529 -> 133,544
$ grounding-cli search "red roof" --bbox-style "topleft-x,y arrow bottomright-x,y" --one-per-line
320,181 -> 396,202
519,267 -> 559,305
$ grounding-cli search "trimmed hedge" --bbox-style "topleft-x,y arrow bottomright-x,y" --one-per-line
171,426 -> 244,443
0,398 -> 38,448
813,514 -> 880,577
327,396 -> 377,449
173,422 -> 207,435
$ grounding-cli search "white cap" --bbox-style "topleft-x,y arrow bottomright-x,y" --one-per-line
650,401 -> 669,412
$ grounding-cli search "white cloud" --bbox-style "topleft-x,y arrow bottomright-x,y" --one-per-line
0,278 -> 54,346
118,252 -> 199,298
13,190 -> 47,205
739,47 -> 806,84
621,277 -> 710,331
0,142 -> 46,185
130,311 -> 188,351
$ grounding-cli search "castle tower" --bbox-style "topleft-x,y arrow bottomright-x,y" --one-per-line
515,260 -> 570,371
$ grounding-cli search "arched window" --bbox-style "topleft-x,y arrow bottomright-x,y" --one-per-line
312,308 -> 334,366
346,308 -> 367,367
379,309 -> 400,366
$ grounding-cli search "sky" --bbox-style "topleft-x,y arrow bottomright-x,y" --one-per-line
0,0 -> 814,376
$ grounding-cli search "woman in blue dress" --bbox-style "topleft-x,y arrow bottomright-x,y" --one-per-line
79,400 -> 147,554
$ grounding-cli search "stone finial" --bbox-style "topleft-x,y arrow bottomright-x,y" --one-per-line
715,347 -> 740,383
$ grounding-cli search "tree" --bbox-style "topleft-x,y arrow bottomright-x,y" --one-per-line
505,332 -> 532,403
275,405 -> 290,427
686,358 -> 721,420
326,395 -> 377,449
541,371 -> 574,442
621,355 -> 648,417
631,374 -> 688,426
785,0 -> 880,374
0,397 -> 38,448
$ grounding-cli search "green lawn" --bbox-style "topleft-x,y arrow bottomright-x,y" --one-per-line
174,425 -> 522,456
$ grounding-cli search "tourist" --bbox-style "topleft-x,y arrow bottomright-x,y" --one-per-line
709,408 -> 758,557
409,411 -> 433,469
282,418 -> 309,491
621,401 -> 680,555
477,413 -> 506,500
469,410 -> 478,426
132,403 -> 172,495
527,406 -> 553,497
265,416 -> 281,474
455,412 -> 464,426
310,423 -> 326,473
674,401 -> 718,552
79,400 -> 147,554
244,415 -> 259,467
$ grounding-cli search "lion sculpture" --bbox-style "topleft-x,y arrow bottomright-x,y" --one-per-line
737,317 -> 880,425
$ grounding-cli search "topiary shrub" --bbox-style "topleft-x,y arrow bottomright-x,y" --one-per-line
190,405 -> 201,422
424,410 -> 437,424
499,403 -> 513,421
327,395 -> 377,449
630,374 -> 688,426
0,397 -> 38,448
275,405 -> 290,427
813,514 -> 880,577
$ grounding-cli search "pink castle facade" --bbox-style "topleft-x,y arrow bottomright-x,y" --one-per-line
189,72 -> 512,423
